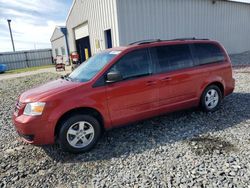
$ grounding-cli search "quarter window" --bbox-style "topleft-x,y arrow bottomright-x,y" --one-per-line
154,44 -> 194,73
111,49 -> 151,80
193,43 -> 225,65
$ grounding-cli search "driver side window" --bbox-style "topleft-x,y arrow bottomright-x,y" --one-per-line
110,49 -> 151,80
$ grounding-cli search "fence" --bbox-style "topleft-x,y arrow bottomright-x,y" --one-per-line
0,49 -> 53,70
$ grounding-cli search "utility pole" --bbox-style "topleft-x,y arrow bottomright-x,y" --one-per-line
7,19 -> 15,52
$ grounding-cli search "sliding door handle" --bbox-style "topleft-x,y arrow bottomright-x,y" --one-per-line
161,77 -> 172,82
146,81 -> 157,86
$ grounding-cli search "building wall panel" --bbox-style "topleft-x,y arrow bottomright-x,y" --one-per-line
117,0 -> 250,54
66,0 -> 119,55
51,28 -> 64,42
51,36 -> 66,58
51,27 -> 69,63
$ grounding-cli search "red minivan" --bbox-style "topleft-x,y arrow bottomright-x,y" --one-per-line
13,39 -> 235,153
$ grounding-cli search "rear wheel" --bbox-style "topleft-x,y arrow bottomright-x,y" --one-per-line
201,85 -> 222,112
58,114 -> 101,153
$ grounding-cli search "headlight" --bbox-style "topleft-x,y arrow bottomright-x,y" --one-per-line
23,102 -> 46,116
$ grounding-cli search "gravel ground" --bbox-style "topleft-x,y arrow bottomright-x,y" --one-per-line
1,53 -> 250,188
230,51 -> 250,66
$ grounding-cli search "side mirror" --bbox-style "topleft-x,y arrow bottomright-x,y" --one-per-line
106,71 -> 123,83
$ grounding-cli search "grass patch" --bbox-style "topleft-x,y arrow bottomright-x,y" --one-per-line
5,65 -> 54,74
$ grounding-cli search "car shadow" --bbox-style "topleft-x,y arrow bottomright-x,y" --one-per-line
42,92 -> 250,163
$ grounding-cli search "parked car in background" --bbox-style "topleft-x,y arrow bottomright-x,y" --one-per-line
13,38 -> 235,153
0,64 -> 7,73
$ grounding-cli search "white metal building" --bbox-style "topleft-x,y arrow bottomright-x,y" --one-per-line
66,0 -> 250,62
50,26 -> 70,64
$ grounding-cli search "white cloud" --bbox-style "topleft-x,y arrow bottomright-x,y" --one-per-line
0,0 -> 68,15
0,0 -> 71,52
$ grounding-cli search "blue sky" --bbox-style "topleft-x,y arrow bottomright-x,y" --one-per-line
0,0 -> 250,52
0,0 -> 72,52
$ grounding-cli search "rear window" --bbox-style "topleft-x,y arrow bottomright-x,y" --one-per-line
154,44 -> 194,73
193,43 -> 225,65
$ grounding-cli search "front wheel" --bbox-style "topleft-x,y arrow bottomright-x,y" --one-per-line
201,85 -> 222,112
58,115 -> 102,153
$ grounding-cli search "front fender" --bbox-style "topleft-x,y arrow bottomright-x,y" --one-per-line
45,96 -> 111,132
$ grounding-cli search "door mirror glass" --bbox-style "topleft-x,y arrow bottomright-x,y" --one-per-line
106,71 -> 123,83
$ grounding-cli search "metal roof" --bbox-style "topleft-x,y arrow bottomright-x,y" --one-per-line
50,26 -> 66,42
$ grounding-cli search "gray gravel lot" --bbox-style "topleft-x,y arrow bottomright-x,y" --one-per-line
0,53 -> 250,188
230,51 -> 250,66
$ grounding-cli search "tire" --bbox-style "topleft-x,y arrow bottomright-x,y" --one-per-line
58,114 -> 102,153
201,85 -> 222,112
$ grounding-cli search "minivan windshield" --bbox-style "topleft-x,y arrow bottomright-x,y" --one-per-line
68,51 -> 119,82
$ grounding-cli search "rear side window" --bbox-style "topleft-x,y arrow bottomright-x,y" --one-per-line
110,49 -> 151,80
154,44 -> 194,73
193,43 -> 225,65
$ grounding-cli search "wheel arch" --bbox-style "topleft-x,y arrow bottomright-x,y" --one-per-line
54,107 -> 104,138
199,81 -> 224,112
200,81 -> 225,106
205,81 -> 225,97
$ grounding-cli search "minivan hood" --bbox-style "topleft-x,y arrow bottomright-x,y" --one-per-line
19,79 -> 81,103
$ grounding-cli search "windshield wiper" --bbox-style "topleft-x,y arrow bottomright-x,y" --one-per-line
61,74 -> 73,81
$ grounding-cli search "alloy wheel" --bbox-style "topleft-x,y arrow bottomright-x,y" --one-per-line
205,89 -> 219,110
66,121 -> 95,148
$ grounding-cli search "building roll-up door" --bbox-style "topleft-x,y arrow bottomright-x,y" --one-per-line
74,23 -> 91,62
74,23 -> 89,40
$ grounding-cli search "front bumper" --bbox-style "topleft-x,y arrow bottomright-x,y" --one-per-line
12,114 -> 55,145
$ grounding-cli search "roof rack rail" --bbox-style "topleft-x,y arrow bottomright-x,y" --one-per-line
129,39 -> 161,45
170,37 -> 209,41
129,38 -> 209,45
171,37 -> 196,41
